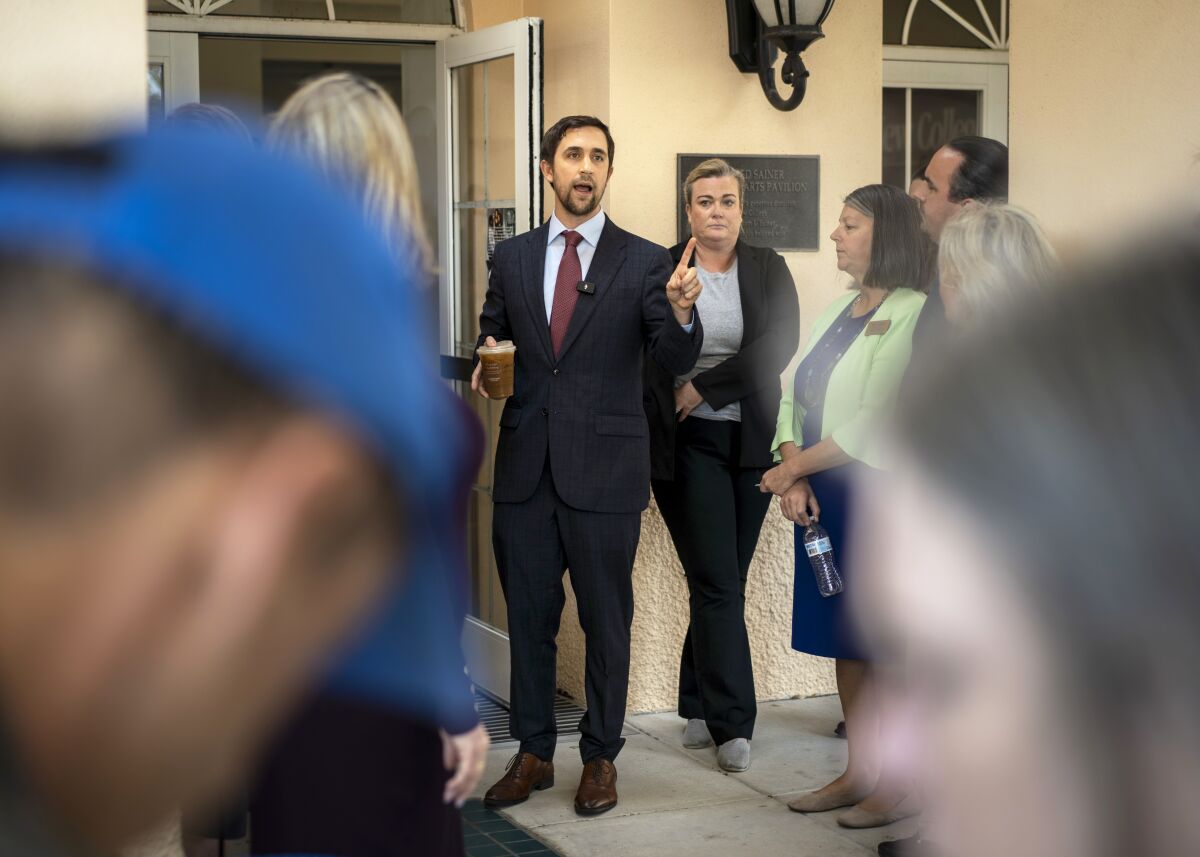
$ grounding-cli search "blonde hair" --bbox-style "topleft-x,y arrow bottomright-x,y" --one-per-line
683,158 -> 745,207
268,72 -> 434,276
939,203 -> 1059,319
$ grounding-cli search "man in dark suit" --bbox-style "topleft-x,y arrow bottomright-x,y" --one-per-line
473,115 -> 703,816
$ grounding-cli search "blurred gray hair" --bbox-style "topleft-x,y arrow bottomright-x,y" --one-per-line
897,232 -> 1200,857
938,203 -> 1059,318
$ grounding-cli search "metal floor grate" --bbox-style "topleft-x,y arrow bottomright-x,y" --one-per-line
475,689 -> 586,744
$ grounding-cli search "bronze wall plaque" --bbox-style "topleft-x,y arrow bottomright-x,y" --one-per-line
677,154 -> 820,252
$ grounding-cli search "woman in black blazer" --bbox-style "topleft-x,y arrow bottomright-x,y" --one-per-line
644,159 -> 799,772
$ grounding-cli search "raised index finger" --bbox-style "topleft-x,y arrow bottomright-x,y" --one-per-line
676,237 -> 697,275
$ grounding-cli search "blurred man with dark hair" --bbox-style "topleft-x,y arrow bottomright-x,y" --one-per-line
0,130 -> 474,856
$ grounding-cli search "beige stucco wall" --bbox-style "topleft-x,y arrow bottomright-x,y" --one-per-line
469,0 -> 882,711
1009,0 -> 1200,247
523,0 -> 612,168
0,0 -> 146,143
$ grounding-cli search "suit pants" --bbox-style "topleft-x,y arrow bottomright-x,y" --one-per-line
493,460 -> 640,763
249,691 -> 464,857
652,418 -> 770,745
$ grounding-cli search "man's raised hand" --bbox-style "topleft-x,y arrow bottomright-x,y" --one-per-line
666,237 -> 702,321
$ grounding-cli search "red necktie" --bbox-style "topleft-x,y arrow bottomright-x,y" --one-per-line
549,230 -> 583,357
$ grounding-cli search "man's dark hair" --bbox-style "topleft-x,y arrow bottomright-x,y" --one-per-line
539,115 -> 615,166
945,135 -> 1008,203
844,184 -> 936,292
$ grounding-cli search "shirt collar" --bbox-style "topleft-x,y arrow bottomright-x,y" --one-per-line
548,209 -> 606,248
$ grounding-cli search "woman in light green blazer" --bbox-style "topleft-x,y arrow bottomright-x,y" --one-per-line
759,184 -> 931,827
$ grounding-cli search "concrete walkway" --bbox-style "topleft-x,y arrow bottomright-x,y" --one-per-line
471,695 -> 917,857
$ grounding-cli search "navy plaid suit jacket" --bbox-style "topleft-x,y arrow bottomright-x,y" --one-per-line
478,217 -> 703,514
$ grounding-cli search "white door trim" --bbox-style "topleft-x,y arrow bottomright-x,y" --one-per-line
436,17 -> 543,358
437,18 -> 544,703
148,12 -> 460,41
884,44 -> 1009,65
148,31 -> 200,112
461,617 -> 511,702
884,54 -> 1008,180
884,58 -> 1008,145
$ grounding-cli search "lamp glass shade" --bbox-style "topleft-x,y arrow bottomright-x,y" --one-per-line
753,0 -> 831,28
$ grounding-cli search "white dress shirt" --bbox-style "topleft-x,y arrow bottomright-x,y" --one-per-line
542,209 -> 693,330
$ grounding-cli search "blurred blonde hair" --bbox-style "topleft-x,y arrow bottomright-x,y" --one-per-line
268,72 -> 434,276
939,203 -> 1059,319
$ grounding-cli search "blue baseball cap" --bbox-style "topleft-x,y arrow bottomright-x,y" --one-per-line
0,128 -> 480,732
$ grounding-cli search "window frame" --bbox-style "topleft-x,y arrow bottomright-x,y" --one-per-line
884,46 -> 1009,183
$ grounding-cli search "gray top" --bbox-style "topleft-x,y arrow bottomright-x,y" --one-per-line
678,258 -> 744,421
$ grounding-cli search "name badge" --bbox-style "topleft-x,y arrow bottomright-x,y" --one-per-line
865,319 -> 891,336
577,281 -> 596,295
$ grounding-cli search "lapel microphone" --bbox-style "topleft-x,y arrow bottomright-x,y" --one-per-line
577,280 -> 596,296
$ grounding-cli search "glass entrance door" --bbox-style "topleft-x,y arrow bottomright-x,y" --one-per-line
436,18 -> 543,701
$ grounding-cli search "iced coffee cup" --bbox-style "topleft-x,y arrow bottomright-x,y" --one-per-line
477,340 -> 516,399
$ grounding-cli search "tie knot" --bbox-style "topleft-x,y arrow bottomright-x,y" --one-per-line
562,230 -> 583,249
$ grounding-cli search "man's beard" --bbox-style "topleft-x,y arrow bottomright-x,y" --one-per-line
555,180 -> 601,217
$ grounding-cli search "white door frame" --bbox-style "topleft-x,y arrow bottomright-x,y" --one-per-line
435,17 -> 544,360
884,46 -> 1009,181
147,31 -> 200,113
436,18 -> 543,702
148,13 -> 459,41
145,11 -> 543,703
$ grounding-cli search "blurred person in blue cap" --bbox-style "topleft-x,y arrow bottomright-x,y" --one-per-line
245,72 -> 486,857
0,126 -> 474,856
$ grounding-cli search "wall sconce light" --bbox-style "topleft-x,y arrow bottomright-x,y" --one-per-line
726,0 -> 836,111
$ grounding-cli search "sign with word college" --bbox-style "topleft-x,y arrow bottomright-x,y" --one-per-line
677,154 -> 820,252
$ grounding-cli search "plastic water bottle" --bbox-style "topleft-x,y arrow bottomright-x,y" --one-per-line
803,522 -> 843,597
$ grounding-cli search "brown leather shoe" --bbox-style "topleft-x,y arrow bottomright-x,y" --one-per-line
483,752 -> 554,809
574,758 -> 618,816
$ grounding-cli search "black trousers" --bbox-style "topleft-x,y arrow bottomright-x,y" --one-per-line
652,418 -> 770,745
493,461 -> 641,763
249,692 -> 464,857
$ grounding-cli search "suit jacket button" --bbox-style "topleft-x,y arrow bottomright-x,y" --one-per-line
541,407 -> 549,416
553,369 -> 560,376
